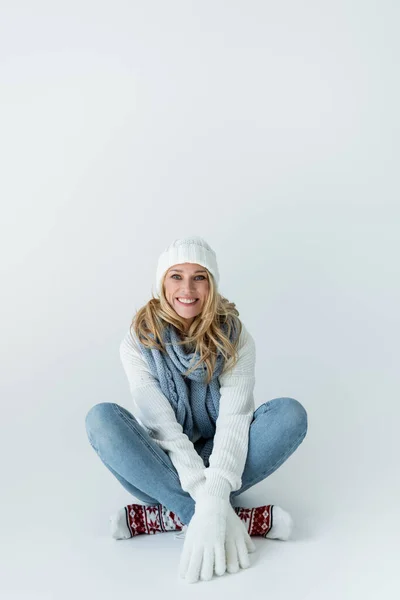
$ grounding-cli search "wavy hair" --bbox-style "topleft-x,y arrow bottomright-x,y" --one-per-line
130,267 -> 242,384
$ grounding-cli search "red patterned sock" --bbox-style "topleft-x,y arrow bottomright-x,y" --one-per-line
234,504 -> 293,540
110,503 -> 185,539
234,505 -> 274,537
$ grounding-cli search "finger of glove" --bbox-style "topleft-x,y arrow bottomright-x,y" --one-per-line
214,540 -> 227,576
242,526 -> 256,554
185,545 -> 204,584
200,547 -> 214,581
246,536 -> 257,553
225,536 -> 240,573
178,541 -> 193,580
236,517 -> 256,554
235,534 -> 251,570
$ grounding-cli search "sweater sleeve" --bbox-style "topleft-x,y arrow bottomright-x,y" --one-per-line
202,323 -> 256,501
119,328 -> 207,501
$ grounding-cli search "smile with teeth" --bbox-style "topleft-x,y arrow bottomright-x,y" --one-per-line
177,297 -> 198,304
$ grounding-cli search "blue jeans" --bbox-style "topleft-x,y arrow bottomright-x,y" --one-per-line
85,397 -> 308,525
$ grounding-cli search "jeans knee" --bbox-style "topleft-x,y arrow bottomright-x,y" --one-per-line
281,397 -> 308,438
85,402 -> 116,440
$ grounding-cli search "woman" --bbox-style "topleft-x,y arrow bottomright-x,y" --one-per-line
85,236 -> 308,583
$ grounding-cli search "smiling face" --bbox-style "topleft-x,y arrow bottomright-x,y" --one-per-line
163,262 -> 210,331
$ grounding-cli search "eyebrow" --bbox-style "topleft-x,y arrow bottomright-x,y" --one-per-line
169,269 -> 207,274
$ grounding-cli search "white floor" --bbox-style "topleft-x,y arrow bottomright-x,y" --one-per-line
2,412 -> 398,600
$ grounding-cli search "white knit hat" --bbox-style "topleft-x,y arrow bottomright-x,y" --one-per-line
155,236 -> 220,296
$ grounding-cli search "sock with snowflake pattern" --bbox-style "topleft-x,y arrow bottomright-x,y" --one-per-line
234,504 -> 293,540
110,503 -> 185,539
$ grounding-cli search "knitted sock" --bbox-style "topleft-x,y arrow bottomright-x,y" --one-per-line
110,503 -> 185,539
234,505 -> 293,540
110,503 -> 293,541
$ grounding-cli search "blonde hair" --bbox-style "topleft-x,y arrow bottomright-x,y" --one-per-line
130,267 -> 242,384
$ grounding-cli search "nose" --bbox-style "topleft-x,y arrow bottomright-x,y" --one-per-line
179,286 -> 197,294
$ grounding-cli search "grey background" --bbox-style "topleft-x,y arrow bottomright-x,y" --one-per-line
1,1 -> 399,598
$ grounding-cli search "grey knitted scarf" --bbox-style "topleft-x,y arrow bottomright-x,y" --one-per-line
137,321 -> 239,466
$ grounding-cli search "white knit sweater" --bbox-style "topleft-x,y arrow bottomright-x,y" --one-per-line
119,322 -> 256,502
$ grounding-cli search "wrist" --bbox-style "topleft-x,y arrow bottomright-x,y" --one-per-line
194,490 -> 230,515
188,477 -> 207,502
202,470 -> 232,502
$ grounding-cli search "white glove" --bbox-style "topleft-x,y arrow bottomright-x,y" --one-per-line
225,505 -> 256,573
178,490 -> 229,583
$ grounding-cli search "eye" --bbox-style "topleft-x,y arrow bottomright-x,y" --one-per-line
170,275 -> 206,280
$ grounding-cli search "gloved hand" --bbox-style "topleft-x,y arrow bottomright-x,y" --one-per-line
178,490 -> 229,583
225,504 -> 256,573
